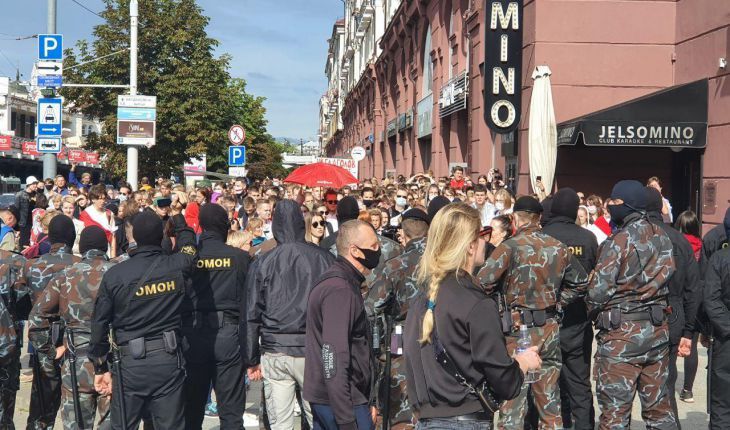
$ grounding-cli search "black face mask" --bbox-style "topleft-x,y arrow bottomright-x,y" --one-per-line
607,203 -> 632,226
45,185 -> 53,191
355,246 -> 381,270
363,199 -> 374,208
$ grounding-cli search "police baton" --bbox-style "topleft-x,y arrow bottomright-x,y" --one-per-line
65,330 -> 84,428
110,327 -> 128,430
707,332 -> 714,415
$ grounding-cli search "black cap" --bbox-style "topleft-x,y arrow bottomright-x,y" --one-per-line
79,225 -> 109,254
132,211 -> 164,247
610,180 -> 647,210
0,205 -> 20,221
401,208 -> 429,224
336,196 -> 360,224
550,188 -> 579,220
49,215 -> 76,249
427,196 -> 450,223
513,196 -> 543,214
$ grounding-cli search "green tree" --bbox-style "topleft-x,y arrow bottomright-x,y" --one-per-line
62,0 -> 286,180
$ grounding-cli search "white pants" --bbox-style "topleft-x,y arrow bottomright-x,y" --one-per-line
261,353 -> 312,430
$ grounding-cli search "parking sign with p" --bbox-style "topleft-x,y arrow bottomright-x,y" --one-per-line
228,146 -> 246,167
38,34 -> 63,61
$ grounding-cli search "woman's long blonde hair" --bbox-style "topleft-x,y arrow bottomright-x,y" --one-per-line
416,203 -> 481,344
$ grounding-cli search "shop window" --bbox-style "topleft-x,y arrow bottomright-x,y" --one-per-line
419,138 -> 432,172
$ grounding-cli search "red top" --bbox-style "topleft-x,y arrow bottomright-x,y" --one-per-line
185,202 -> 202,234
450,178 -> 465,190
684,234 -> 702,261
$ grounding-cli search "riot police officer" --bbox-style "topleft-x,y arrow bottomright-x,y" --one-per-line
541,188 -> 597,430
0,248 -> 27,427
183,204 -> 249,429
89,210 -> 197,429
587,180 -> 677,429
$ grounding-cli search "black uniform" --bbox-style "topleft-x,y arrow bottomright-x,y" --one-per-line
703,244 -> 730,430
647,202 -> 701,429
701,222 -> 728,275
541,189 -> 597,430
183,205 -> 250,430
89,213 -> 197,429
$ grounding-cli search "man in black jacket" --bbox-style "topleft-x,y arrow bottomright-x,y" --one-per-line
183,204 -> 250,429
245,199 -> 335,430
304,220 -> 378,430
646,187 -> 701,428
14,176 -> 37,249
89,211 -> 198,429
541,188 -> 597,430
701,207 -> 729,274
703,211 -> 730,430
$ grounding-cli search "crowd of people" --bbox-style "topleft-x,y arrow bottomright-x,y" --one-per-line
0,163 -> 727,430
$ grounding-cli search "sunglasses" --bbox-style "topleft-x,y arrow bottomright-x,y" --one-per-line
312,221 -> 326,228
326,200 -> 338,204
317,211 -> 326,216
479,227 -> 493,237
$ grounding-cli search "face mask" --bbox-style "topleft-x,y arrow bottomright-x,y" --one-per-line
495,202 -> 505,211
363,199 -> 374,208
355,246 -> 381,270
119,194 -> 128,202
607,204 -> 632,226
272,181 -> 280,187
587,205 -> 597,215
395,197 -> 407,207
45,185 -> 53,191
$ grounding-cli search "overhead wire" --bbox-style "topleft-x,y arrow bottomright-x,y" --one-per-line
69,0 -> 104,19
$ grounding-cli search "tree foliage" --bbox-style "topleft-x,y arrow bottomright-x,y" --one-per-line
62,0 -> 286,180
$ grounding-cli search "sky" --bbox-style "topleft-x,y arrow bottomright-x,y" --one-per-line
0,0 -> 343,140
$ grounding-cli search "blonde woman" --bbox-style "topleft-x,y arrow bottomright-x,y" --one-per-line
61,196 -> 85,255
494,188 -> 513,216
404,203 -> 540,428
227,230 -> 252,252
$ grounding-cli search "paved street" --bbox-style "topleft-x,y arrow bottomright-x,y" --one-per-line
11,342 -> 710,429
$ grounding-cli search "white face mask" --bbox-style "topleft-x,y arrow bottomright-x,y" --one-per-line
118,194 -> 127,203
587,205 -> 597,215
495,202 -> 505,211
395,197 -> 407,207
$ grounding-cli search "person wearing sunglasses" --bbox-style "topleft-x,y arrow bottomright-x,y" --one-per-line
323,189 -> 340,232
305,212 -> 326,245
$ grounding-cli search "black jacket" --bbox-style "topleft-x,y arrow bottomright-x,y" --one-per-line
303,257 -> 371,430
649,213 -> 701,342
542,215 -> 598,327
404,271 -> 523,419
701,224 -> 727,277
187,230 -> 249,314
245,200 -> 335,363
703,248 -> 730,340
89,215 -> 197,365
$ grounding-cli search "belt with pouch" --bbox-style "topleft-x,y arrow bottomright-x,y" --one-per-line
510,306 -> 559,330
596,305 -> 668,330
119,331 -> 180,359
182,311 -> 239,329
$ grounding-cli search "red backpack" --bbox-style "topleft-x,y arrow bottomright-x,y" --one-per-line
22,235 -> 48,259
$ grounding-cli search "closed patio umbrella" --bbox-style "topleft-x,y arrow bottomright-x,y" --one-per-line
528,65 -> 557,198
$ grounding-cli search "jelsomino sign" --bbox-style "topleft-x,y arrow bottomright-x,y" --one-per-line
484,0 -> 523,134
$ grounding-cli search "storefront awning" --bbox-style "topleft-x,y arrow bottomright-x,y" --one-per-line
557,79 -> 708,148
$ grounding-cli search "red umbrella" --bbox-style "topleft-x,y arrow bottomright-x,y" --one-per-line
284,162 -> 358,188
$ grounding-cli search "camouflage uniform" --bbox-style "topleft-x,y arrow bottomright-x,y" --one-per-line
586,212 -> 677,430
364,236 -> 426,429
0,250 -> 28,428
35,249 -> 114,429
21,244 -> 81,429
477,222 -> 588,430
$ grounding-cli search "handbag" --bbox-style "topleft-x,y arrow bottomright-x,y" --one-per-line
431,324 -> 503,414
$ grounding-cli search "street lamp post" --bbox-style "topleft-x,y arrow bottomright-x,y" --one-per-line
126,0 -> 139,190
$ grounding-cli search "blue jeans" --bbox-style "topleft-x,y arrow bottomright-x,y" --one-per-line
416,417 -> 493,429
311,403 -> 373,430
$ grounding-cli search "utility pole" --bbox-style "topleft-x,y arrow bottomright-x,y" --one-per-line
42,0 -> 57,180
126,0 -> 139,190
300,138 -> 303,156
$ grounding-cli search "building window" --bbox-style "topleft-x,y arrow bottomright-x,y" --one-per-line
448,8 -> 455,79
422,25 -> 433,96
29,116 -> 35,139
10,112 -> 15,131
19,114 -> 26,138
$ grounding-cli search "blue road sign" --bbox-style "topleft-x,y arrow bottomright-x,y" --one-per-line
38,34 -> 63,61
117,107 -> 156,121
36,137 -> 62,154
37,97 -> 63,136
228,146 -> 246,166
37,75 -> 62,89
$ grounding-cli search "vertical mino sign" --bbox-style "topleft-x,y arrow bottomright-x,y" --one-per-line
484,1 -> 523,133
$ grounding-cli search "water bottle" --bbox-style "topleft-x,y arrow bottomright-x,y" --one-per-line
516,324 -> 539,383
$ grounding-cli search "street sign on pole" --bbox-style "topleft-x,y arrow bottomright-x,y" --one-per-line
351,146 -> 366,161
118,95 -> 156,108
118,107 -> 156,121
36,61 -> 63,76
117,120 -> 155,146
228,146 -> 246,166
37,97 -> 63,136
37,75 -> 62,88
228,124 -> 245,145
38,34 -> 63,61
37,137 -> 62,153
117,95 -> 156,146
